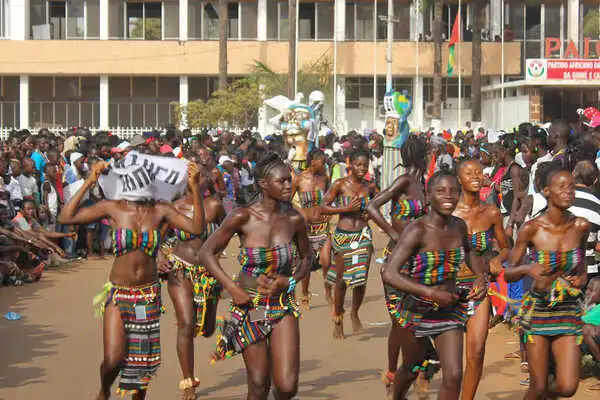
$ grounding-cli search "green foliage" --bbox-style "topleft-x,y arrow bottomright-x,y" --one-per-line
249,56 -> 334,100
173,79 -> 263,129
583,10 -> 599,38
130,18 -> 161,40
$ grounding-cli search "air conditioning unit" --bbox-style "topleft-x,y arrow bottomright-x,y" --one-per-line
424,102 -> 437,119
377,103 -> 386,118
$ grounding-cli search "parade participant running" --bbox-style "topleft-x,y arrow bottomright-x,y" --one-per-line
291,149 -> 332,310
158,167 -> 225,400
320,148 -> 375,339
505,165 -> 588,400
381,166 -> 486,400
367,135 -> 428,395
58,161 -> 204,400
453,159 -> 509,400
198,152 -> 312,400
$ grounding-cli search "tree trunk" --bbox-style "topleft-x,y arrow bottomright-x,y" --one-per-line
471,0 -> 484,123
218,0 -> 228,91
431,0 -> 443,123
288,0 -> 297,99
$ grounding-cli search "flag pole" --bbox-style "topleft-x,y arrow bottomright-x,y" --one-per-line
501,0 -> 505,130
458,0 -> 462,132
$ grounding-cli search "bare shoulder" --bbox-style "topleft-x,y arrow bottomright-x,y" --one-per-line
573,216 -> 590,232
484,203 -> 502,220
450,215 -> 469,235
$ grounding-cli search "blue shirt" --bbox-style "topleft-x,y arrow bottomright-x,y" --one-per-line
30,151 -> 46,182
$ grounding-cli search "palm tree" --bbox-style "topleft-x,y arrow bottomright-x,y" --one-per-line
218,0 -> 228,90
431,0 -> 443,124
288,0 -> 297,99
471,0 -> 485,124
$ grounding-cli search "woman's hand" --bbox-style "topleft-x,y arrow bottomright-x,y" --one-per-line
231,287 -> 251,306
156,252 -> 171,274
89,161 -> 109,182
257,273 -> 289,297
468,275 -> 488,301
528,263 -> 552,280
489,256 -> 504,276
188,163 -> 201,192
566,275 -> 586,289
430,287 -> 458,307
68,232 -> 78,241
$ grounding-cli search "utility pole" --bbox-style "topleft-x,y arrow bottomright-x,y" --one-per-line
288,0 -> 297,99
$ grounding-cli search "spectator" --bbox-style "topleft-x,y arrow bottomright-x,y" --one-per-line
504,24 -> 514,41
6,159 -> 22,212
18,158 -> 39,204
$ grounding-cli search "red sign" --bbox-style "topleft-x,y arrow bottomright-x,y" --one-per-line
545,38 -> 600,59
526,59 -> 600,81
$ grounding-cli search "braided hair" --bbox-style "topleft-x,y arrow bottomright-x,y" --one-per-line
254,151 -> 289,181
398,134 -> 427,172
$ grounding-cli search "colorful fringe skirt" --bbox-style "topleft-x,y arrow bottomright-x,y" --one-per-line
456,274 -> 485,316
211,289 -> 300,362
167,253 -> 222,336
517,289 -> 583,344
93,281 -> 163,396
327,226 -> 373,288
382,239 -> 405,318
308,221 -> 330,271
389,292 -> 468,338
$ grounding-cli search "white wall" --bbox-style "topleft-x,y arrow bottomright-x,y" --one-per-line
482,95 -> 530,131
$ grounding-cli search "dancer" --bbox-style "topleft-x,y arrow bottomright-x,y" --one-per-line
158,169 -> 225,399
453,159 -> 509,400
198,152 -> 312,400
367,135 -> 428,395
320,148 -> 375,339
58,161 -> 204,400
505,165 -> 588,399
291,149 -> 332,310
381,166 -> 486,400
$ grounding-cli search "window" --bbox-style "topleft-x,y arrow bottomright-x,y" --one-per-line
581,3 -> 600,56
423,78 -> 471,103
298,2 -> 315,40
544,3 -> 561,38
356,3 -> 374,41
345,77 -> 413,109
163,0 -> 179,39
241,1 -> 258,39
127,2 -> 162,40
316,2 -> 333,40
345,3 -> 355,40
228,2 -> 238,39
525,5 -> 541,40
203,2 -> 219,40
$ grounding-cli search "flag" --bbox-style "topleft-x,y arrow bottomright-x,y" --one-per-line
447,11 -> 461,76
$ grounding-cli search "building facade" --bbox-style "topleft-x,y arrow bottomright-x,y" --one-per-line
0,0 -> 596,133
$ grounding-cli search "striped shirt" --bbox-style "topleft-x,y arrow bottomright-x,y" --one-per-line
568,186 -> 600,274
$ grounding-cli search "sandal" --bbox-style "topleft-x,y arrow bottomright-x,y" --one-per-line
520,362 -> 529,373
381,371 -> 394,399
504,350 -> 520,360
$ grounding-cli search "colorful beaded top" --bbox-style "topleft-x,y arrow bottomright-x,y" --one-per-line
173,221 -> 219,242
238,243 -> 298,278
337,195 -> 369,212
112,228 -> 160,257
530,248 -> 584,307
470,230 -> 493,255
391,199 -> 427,221
530,248 -> 583,275
407,247 -> 465,285
298,190 -> 324,208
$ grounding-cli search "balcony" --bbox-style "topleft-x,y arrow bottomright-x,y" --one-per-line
0,41 -> 521,76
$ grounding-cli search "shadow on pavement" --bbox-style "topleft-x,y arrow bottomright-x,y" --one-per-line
0,277 -> 66,389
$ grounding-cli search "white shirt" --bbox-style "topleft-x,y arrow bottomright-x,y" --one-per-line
240,167 -> 254,186
6,176 -> 22,201
528,153 -> 553,195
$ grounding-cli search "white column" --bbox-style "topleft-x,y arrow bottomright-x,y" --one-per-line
9,0 -> 29,40
99,0 -> 109,40
19,75 -> 29,129
412,77 -> 424,131
179,0 -> 188,41
257,0 -> 267,41
489,0 -> 502,38
334,0 -> 345,41
567,0 -> 578,43
99,76 -> 109,129
179,76 -> 189,128
335,77 -> 346,134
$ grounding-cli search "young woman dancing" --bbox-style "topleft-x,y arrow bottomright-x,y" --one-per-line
453,159 -> 509,400
320,148 -> 375,339
58,161 -> 204,400
198,152 -> 312,400
381,167 -> 486,400
367,135 -> 428,395
505,165 -> 588,399
291,149 -> 332,310
158,167 -> 225,399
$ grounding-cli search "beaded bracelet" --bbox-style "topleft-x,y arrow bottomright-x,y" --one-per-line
287,277 -> 297,294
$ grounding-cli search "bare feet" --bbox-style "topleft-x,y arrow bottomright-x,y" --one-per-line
182,387 -> 196,400
350,313 -> 363,334
299,295 -> 311,311
332,315 -> 344,340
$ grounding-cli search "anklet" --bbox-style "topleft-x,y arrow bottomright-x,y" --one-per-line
179,377 -> 200,390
